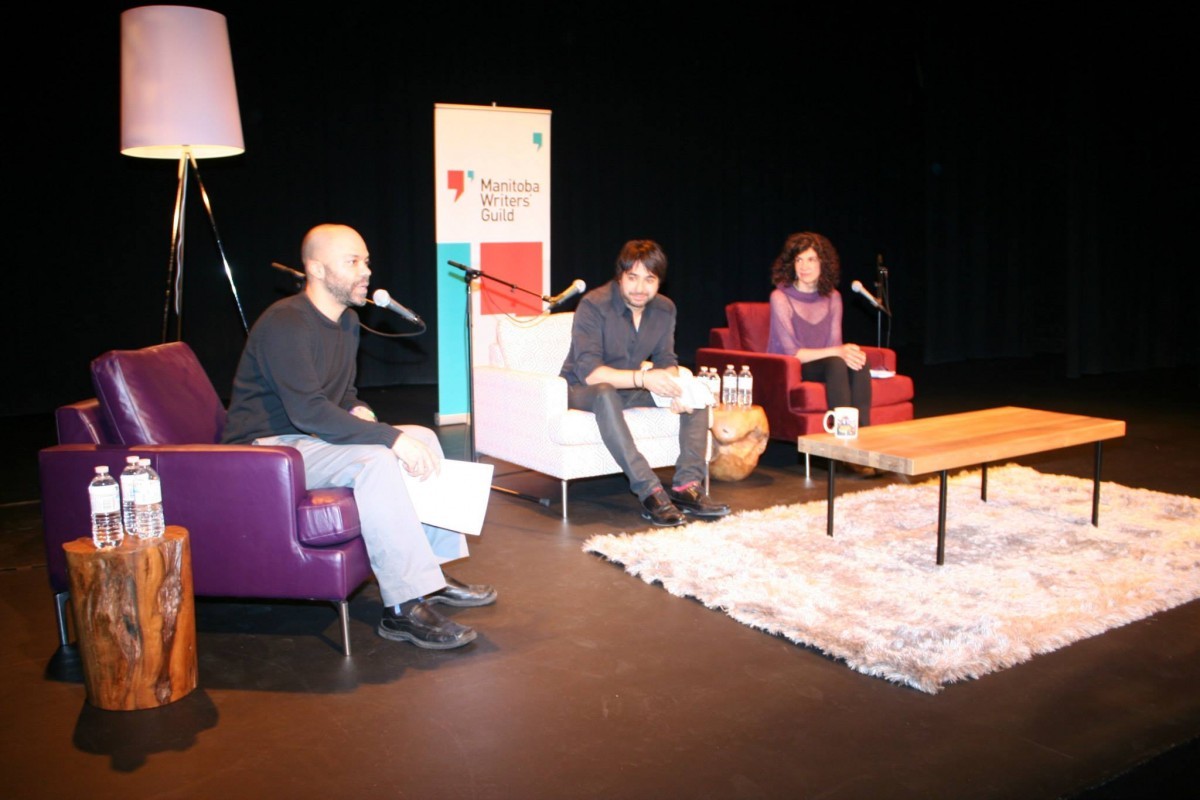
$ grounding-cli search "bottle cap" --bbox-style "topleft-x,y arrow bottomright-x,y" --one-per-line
95,465 -> 109,474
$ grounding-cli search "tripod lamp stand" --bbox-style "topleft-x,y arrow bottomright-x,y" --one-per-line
120,5 -> 248,342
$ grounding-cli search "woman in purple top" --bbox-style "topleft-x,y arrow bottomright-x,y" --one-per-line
767,232 -> 876,470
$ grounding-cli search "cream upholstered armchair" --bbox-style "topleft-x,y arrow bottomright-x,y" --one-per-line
473,312 -> 684,518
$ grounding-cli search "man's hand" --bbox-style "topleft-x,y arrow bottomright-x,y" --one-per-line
669,397 -> 694,414
642,368 -> 681,397
349,405 -> 377,422
391,433 -> 442,480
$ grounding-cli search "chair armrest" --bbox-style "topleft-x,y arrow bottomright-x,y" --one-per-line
696,348 -> 803,436
696,348 -> 802,397
709,327 -> 734,348
699,346 -> 900,381
38,443 -> 309,593
861,346 -> 897,373
473,366 -> 569,454
55,399 -> 111,444
474,366 -> 568,417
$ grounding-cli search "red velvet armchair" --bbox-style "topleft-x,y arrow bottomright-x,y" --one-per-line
38,342 -> 371,656
695,302 -> 915,443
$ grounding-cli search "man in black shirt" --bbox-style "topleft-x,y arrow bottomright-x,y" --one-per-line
223,223 -> 495,649
560,239 -> 730,526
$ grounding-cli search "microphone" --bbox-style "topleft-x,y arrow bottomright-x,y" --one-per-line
850,280 -> 890,316
447,260 -> 472,271
544,279 -> 586,309
271,262 -> 305,281
371,288 -> 423,325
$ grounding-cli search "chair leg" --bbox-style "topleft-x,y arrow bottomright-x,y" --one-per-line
55,591 -> 71,646
561,480 -> 569,520
336,600 -> 351,657
805,453 -> 811,479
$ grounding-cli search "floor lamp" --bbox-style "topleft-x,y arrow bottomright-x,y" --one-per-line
120,5 -> 248,342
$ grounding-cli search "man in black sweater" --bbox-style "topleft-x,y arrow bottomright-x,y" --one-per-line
223,223 -> 494,649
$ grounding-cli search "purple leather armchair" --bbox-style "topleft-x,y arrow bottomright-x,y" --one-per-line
38,342 -> 371,655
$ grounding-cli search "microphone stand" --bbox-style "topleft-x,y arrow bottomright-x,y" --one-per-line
874,256 -> 892,349
448,260 -> 553,509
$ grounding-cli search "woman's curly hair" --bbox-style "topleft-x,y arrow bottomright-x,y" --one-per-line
769,231 -> 840,296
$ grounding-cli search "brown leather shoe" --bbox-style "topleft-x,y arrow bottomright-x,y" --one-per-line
641,488 -> 686,527
667,484 -> 731,518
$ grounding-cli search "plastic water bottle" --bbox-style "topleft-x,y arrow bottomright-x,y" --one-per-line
89,466 -> 123,549
722,364 -> 738,406
738,365 -> 754,408
703,367 -> 720,404
119,455 -> 142,536
133,457 -> 166,538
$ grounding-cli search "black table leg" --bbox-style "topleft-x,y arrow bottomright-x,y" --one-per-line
1092,441 -> 1103,526
826,461 -> 836,537
937,469 -> 949,565
981,462 -> 989,502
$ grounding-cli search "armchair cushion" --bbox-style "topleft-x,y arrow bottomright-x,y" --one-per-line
730,301 -> 770,353
494,312 -> 575,375
55,399 -> 112,445
91,342 -> 227,445
296,488 -> 362,546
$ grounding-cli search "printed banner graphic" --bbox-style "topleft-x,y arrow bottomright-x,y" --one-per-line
434,104 -> 551,424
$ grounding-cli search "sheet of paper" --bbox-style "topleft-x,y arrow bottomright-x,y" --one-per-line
651,374 -> 716,410
401,459 -> 494,536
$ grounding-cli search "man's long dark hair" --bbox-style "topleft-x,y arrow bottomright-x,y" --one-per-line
614,239 -> 668,280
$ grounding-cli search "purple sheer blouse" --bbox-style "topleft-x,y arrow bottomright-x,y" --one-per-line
766,285 -> 844,356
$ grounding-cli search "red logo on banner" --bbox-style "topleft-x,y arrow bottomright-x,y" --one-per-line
447,170 -> 465,201
480,242 -> 544,316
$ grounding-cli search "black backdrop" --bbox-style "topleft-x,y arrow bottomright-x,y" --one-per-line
10,3 -> 1195,417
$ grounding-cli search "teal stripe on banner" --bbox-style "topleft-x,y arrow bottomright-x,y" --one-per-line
437,243 -> 472,423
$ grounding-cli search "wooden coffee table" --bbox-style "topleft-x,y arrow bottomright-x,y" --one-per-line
796,407 -> 1127,564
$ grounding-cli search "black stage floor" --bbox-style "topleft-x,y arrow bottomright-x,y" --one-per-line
2,353 -> 1197,799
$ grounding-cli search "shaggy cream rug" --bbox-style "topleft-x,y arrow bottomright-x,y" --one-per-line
583,465 -> 1200,693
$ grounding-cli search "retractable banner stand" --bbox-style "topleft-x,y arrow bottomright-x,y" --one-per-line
434,103 -> 551,426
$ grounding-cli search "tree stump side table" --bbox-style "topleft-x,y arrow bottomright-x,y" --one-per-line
63,525 -> 197,711
709,404 -> 770,481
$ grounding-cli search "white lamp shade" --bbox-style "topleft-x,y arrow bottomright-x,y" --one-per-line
121,5 -> 245,159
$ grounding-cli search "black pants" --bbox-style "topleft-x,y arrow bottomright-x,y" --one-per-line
803,357 -> 873,425
567,383 -> 709,500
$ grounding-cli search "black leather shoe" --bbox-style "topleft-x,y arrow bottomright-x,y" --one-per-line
641,488 -> 686,527
378,601 -> 477,649
667,484 -> 731,518
427,576 -> 498,607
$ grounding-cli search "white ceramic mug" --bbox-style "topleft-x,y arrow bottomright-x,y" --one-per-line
823,407 -> 859,439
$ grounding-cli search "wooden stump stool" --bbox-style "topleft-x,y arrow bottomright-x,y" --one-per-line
709,404 -> 770,481
63,525 -> 197,711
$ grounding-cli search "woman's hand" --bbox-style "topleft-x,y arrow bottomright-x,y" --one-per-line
839,343 -> 868,371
